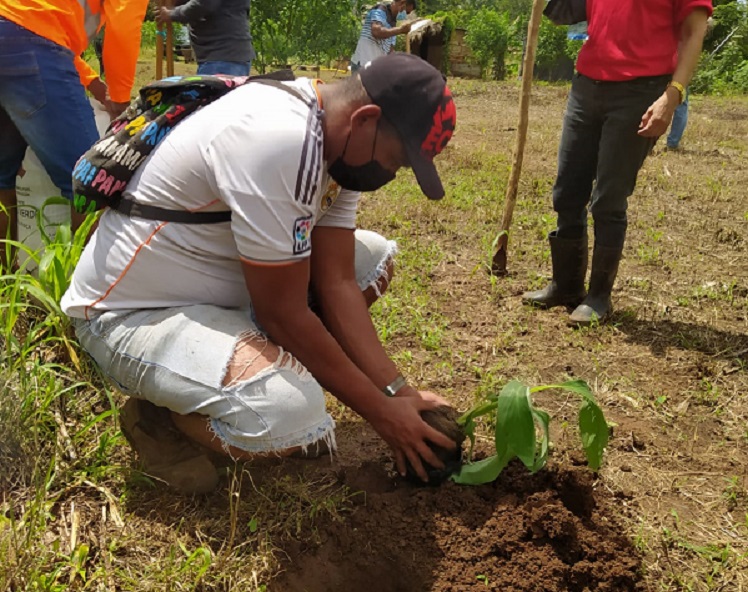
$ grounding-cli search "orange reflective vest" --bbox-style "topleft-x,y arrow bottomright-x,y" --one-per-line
0,0 -> 148,102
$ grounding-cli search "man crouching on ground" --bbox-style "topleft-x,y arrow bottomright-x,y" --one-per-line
61,53 -> 458,494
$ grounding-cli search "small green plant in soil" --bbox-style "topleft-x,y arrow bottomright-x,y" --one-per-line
452,379 -> 608,485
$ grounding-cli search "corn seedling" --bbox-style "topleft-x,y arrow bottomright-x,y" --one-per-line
452,379 -> 608,485
36,199 -> 101,304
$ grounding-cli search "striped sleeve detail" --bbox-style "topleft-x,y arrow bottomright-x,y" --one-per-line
294,108 -> 323,206
360,8 -> 390,41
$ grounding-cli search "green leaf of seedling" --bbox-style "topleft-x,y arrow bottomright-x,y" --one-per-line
531,379 -> 594,402
457,400 -> 497,427
532,379 -> 608,470
461,416 -> 477,458
69,543 -> 90,584
496,381 -> 536,470
37,197 -> 71,243
248,517 -> 258,533
457,399 -> 497,460
530,407 -> 550,473
451,454 -> 508,485
578,399 -> 608,471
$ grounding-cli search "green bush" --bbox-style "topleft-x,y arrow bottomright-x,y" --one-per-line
252,0 -> 359,70
465,9 -> 510,80
731,60 -> 748,92
535,16 -> 568,71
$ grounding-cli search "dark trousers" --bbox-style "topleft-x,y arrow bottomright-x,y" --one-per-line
553,73 -> 669,249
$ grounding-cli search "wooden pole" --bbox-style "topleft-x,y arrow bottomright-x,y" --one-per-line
155,0 -> 164,80
491,0 -> 545,276
165,0 -> 174,76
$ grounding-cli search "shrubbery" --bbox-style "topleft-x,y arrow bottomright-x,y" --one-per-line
134,0 -> 748,94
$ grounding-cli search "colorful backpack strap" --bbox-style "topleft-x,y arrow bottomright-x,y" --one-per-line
72,71 -> 309,224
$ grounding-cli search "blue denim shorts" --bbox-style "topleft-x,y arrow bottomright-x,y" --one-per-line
196,60 -> 252,76
72,230 -> 397,454
0,17 -> 99,198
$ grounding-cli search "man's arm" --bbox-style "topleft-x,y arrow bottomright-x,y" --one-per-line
159,0 -> 222,24
371,20 -> 411,39
241,255 -> 455,481
639,8 -> 710,137
101,0 -> 149,108
368,7 -> 411,39
73,57 -> 109,110
309,226 -> 417,394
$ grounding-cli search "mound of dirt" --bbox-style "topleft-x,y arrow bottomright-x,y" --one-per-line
271,460 -> 645,592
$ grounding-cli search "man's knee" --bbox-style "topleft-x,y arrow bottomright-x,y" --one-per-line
354,229 -> 397,306
223,330 -> 282,387
218,333 -> 330,453
363,256 -> 394,307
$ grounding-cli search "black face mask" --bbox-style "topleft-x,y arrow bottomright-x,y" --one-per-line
328,124 -> 396,192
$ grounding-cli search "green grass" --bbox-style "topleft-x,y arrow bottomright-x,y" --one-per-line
2,77 -> 747,591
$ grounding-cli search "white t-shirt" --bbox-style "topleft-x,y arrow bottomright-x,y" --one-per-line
62,79 -> 359,319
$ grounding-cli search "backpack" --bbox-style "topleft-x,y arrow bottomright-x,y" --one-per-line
71,70 -> 304,224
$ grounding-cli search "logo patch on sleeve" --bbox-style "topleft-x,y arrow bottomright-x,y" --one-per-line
293,215 -> 313,255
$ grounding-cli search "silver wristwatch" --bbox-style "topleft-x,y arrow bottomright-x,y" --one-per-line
382,375 -> 407,397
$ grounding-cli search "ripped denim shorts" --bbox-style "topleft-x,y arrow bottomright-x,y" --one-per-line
72,229 -> 396,454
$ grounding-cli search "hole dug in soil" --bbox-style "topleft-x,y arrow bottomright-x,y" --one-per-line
272,463 -> 645,592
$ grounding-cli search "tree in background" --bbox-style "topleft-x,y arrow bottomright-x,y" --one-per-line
252,0 -> 359,72
691,0 -> 748,93
465,9 -> 509,79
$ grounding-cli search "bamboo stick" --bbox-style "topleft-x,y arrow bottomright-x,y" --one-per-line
491,0 -> 545,276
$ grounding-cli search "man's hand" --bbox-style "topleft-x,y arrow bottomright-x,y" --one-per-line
86,78 -> 128,120
399,22 -> 412,35
638,88 -> 679,137
368,390 -> 457,482
156,7 -> 173,25
105,101 -> 130,119
87,77 -> 108,105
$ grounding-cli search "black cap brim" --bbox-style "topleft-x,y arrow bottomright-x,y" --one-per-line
405,140 -> 444,200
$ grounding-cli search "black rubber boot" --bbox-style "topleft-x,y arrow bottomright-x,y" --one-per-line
522,231 -> 588,309
568,243 -> 623,326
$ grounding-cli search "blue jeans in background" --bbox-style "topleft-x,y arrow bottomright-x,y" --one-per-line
197,61 -> 251,76
667,89 -> 689,149
0,17 -> 99,198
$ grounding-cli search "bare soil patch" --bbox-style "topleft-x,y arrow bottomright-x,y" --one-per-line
271,424 -> 644,592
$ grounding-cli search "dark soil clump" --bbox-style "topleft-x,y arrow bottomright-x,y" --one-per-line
405,405 -> 465,486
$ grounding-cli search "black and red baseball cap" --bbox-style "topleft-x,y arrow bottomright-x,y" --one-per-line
359,53 -> 456,200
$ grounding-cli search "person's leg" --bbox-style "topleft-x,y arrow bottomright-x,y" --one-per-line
0,105 -> 26,246
569,76 -> 667,325
589,77 -> 666,250
76,305 -> 334,449
552,74 -> 602,239
666,91 -> 689,149
0,19 -> 99,203
197,61 -> 251,76
523,74 -> 600,308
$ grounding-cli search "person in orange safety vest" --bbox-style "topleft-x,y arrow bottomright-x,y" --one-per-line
0,0 -> 148,245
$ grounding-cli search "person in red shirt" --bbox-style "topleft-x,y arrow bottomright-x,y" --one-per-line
523,0 -> 712,326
